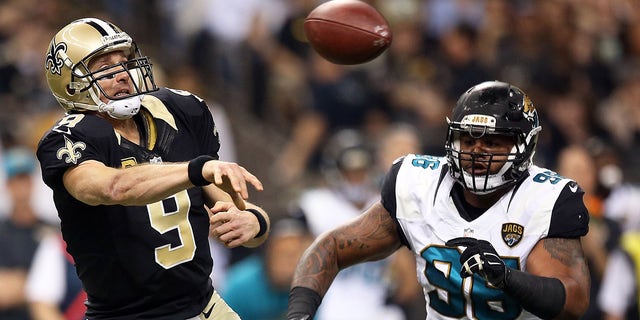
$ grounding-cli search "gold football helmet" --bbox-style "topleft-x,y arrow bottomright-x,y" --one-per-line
44,18 -> 157,118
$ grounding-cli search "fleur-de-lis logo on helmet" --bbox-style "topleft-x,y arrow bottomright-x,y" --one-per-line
56,136 -> 86,164
45,41 -> 67,76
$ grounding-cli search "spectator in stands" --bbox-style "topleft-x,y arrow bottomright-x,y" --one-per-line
222,219 -> 314,320
26,230 -> 86,320
0,147 -> 51,320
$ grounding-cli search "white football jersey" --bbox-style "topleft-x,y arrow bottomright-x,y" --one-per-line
382,154 -> 588,320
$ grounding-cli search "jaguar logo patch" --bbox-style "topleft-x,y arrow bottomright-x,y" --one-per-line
523,95 -> 535,113
501,223 -> 524,247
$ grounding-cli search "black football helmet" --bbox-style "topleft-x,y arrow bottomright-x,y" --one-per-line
321,129 -> 377,206
445,81 -> 542,194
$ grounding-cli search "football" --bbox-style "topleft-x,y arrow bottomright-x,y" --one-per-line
304,0 -> 392,65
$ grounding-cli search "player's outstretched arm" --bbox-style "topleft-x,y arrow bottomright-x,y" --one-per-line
63,158 -> 262,206
287,202 -> 402,320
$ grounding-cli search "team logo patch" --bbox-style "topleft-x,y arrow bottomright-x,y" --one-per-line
501,223 -> 524,247
45,40 -> 67,76
523,95 -> 534,113
56,136 -> 86,164
522,94 -> 539,125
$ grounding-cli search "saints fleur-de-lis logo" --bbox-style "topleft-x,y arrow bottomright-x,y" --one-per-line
56,136 -> 86,164
45,40 -> 67,76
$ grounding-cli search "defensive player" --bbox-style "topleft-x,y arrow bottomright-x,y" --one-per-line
288,81 -> 590,319
38,18 -> 270,319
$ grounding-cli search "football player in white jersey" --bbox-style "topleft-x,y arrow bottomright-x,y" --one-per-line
287,81 -> 590,320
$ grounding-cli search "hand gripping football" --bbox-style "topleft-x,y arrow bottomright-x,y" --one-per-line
304,0 -> 392,65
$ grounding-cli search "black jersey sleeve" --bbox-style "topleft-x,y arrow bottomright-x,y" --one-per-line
36,113 -> 118,190
153,88 -> 221,158
199,101 -> 221,158
380,157 -> 411,248
548,181 -> 590,238
380,159 -> 400,215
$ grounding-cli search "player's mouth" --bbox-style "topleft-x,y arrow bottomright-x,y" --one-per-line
113,89 -> 131,98
463,163 -> 489,175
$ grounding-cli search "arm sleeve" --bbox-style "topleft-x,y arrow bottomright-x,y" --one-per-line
548,181 -> 590,238
380,159 -> 401,216
197,99 -> 221,158
380,157 -> 411,248
36,115 -> 115,190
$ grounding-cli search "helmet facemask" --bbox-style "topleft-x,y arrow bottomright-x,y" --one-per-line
70,46 -> 156,119
446,126 -> 539,195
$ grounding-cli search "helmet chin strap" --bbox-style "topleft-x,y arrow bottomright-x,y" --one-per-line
98,96 -> 143,119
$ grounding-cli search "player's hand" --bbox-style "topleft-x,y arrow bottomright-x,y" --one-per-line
208,202 -> 260,248
203,160 -> 263,210
445,237 -> 507,288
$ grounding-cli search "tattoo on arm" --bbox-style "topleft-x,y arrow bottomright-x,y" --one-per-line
292,203 -> 401,295
542,238 -> 582,266
292,236 -> 341,295
543,238 -> 589,276
540,238 -> 591,316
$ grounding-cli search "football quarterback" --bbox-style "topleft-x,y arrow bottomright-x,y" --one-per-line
38,18 -> 269,320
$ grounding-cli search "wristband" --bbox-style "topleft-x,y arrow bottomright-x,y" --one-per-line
188,155 -> 215,186
287,286 -> 322,320
503,268 -> 566,319
247,208 -> 268,238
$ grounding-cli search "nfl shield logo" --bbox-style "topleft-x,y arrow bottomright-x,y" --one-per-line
463,228 -> 474,237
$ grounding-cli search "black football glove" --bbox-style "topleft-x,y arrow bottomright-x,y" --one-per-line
445,237 -> 508,288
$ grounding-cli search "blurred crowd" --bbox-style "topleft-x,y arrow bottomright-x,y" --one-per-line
1,0 -> 639,319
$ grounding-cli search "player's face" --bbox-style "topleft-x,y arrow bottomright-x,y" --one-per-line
458,133 -> 515,176
88,51 -> 134,103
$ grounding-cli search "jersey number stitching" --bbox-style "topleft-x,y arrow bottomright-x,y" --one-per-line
412,155 -> 441,170
422,246 -> 522,319
532,170 -> 564,184
147,190 -> 196,269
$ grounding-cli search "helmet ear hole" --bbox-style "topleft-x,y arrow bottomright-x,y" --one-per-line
66,85 -> 75,95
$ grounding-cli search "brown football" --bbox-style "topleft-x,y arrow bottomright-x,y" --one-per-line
304,0 -> 392,65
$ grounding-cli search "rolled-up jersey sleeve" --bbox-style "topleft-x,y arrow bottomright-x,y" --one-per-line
548,182 -> 590,238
